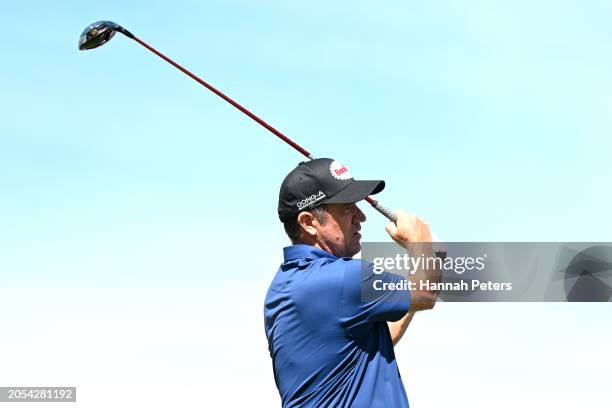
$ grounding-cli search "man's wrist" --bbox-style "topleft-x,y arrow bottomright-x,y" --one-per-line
403,242 -> 434,257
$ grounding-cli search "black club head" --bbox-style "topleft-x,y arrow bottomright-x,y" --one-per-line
78,21 -> 133,50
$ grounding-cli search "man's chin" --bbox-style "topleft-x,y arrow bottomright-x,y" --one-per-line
346,242 -> 361,258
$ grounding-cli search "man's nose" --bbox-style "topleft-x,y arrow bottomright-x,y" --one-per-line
354,205 -> 366,223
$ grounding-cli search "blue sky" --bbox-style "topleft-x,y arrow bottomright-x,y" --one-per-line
0,1 -> 611,406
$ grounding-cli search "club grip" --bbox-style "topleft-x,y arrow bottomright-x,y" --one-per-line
370,200 -> 397,224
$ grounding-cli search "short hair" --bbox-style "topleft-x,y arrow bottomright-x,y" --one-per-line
283,205 -> 328,244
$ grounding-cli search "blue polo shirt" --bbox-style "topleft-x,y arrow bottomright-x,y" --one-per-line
264,245 -> 411,408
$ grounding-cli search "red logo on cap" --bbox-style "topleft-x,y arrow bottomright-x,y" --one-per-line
329,160 -> 353,180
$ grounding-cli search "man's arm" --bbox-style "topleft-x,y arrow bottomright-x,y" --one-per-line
386,210 -> 441,312
383,210 -> 440,346
388,311 -> 415,346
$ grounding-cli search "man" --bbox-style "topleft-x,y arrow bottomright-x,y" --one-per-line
264,158 -> 439,407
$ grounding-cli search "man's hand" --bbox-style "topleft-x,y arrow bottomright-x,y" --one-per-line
384,209 -> 432,246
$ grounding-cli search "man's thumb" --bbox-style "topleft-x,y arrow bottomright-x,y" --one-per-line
385,222 -> 397,237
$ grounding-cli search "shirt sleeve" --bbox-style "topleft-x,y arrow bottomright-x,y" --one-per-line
341,259 -> 411,338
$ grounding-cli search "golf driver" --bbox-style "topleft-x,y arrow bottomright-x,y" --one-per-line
78,20 -> 398,223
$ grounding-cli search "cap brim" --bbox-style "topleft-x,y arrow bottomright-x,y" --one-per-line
325,180 -> 385,204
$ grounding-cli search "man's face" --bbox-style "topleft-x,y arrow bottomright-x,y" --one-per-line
314,203 -> 366,258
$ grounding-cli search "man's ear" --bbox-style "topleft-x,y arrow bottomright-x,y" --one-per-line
297,211 -> 318,240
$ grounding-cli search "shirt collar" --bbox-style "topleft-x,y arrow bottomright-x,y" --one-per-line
283,244 -> 338,262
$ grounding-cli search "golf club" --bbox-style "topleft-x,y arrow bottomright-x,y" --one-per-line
78,20 -> 398,223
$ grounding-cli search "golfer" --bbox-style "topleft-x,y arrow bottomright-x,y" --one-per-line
264,158 -> 440,407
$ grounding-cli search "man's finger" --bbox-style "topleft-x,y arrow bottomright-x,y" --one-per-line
395,209 -> 409,224
385,222 -> 398,237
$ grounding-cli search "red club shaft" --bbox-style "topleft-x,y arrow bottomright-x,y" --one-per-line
132,37 -> 312,159
129,36 -> 396,223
